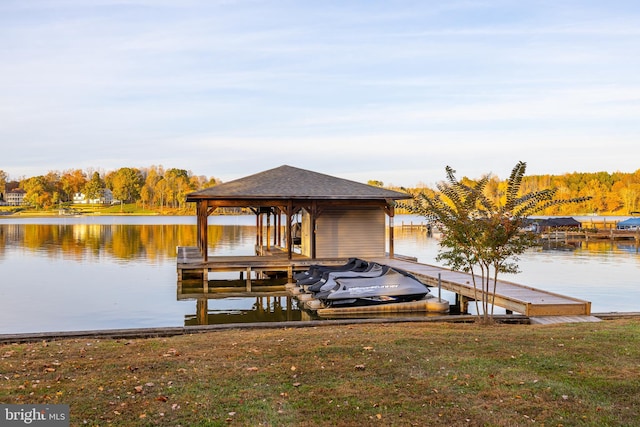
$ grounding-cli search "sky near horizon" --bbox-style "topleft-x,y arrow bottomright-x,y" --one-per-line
2,1 -> 640,187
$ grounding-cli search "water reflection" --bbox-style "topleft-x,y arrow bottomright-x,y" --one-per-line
1,216 -> 639,334
0,223 -> 256,263
184,296 -> 305,325
177,277 -> 307,325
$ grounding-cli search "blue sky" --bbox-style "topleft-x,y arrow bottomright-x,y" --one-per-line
2,0 -> 640,187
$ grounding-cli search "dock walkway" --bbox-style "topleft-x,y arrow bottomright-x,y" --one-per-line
370,257 -> 591,316
177,247 -> 592,317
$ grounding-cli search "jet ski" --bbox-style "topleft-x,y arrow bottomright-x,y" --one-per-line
313,267 -> 430,308
294,258 -> 365,284
305,262 -> 386,293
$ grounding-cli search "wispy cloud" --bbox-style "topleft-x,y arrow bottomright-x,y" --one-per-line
1,1 -> 640,185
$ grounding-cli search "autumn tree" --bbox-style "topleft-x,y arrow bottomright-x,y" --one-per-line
21,175 -> 56,209
106,167 -> 143,209
0,170 -> 7,201
189,174 -> 216,192
140,166 -> 163,208
83,172 -> 105,202
401,161 -> 590,324
60,169 -> 87,202
163,168 -> 191,208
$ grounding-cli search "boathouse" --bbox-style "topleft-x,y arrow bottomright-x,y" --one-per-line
536,217 -> 582,232
185,165 -> 412,261
179,165 -> 594,320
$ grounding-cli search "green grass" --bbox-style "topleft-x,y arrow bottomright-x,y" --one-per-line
97,203 -> 158,215
1,203 -> 163,216
1,320 -> 639,426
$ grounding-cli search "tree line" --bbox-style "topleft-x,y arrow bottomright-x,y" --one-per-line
0,166 -> 218,210
391,168 -> 640,216
2,166 -> 640,215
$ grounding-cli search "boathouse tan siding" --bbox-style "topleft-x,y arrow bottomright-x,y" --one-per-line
306,207 -> 385,258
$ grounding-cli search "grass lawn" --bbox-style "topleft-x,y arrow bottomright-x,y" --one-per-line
1,319 -> 639,426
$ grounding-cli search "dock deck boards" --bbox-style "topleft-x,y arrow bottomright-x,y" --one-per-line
177,247 -> 592,317
370,257 -> 591,316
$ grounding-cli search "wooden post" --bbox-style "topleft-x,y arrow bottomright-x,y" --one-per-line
259,214 -> 264,249
196,201 -> 209,261
196,298 -> 208,325
454,294 -> 470,314
311,200 -> 317,259
288,295 -> 294,320
268,211 -> 272,251
388,206 -> 395,258
275,211 -> 280,247
287,200 -> 293,260
255,213 -> 260,247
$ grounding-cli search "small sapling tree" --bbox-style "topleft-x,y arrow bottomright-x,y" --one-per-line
401,161 -> 590,324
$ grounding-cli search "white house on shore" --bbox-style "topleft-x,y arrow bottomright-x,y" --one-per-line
73,189 -> 115,205
2,189 -> 26,206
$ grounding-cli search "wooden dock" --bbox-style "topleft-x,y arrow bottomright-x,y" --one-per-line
177,247 -> 592,317
370,257 -> 591,316
541,229 -> 640,242
177,246 -> 349,287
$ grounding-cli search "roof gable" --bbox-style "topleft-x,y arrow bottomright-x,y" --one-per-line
539,217 -> 582,227
186,165 -> 410,201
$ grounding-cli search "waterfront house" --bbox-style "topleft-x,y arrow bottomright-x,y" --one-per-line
73,189 -> 114,204
5,189 -> 26,206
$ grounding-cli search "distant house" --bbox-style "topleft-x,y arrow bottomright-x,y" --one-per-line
617,217 -> 640,230
5,189 -> 26,206
73,189 -> 114,205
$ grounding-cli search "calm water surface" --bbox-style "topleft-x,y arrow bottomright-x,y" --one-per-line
0,215 -> 638,334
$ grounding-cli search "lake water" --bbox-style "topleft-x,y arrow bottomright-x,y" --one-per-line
1,215 -> 639,334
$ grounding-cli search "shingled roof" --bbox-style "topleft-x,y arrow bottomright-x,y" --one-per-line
186,165 -> 411,201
